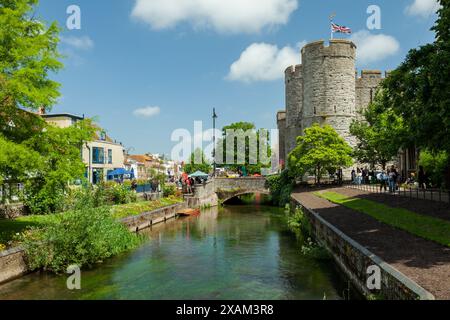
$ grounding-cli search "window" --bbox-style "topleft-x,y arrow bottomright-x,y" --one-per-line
93,147 -> 105,164
108,149 -> 113,164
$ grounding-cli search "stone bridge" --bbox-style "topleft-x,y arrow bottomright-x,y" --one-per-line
188,177 -> 269,206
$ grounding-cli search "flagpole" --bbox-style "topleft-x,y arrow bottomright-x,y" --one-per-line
329,13 -> 336,40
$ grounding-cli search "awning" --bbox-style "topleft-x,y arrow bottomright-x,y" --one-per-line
107,168 -> 132,177
188,171 -> 209,178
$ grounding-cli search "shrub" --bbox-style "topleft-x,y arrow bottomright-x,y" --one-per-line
19,206 -> 140,273
419,150 -> 449,188
266,170 -> 294,207
163,184 -> 177,197
112,184 -> 137,204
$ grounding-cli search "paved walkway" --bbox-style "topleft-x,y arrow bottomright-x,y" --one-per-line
292,187 -> 450,300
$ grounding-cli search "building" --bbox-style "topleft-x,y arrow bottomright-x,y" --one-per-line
42,113 -> 125,184
278,39 -> 415,176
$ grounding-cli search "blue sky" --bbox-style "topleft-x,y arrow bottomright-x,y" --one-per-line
37,0 -> 440,156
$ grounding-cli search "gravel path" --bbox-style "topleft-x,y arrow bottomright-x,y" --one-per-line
292,187 -> 450,300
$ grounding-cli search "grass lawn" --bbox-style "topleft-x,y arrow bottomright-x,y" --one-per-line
110,196 -> 184,219
0,196 -> 183,246
315,191 -> 450,248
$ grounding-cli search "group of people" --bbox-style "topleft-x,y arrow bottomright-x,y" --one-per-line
351,166 -> 400,193
351,168 -> 376,185
376,166 -> 399,193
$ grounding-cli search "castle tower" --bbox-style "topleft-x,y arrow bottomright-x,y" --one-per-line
301,40 -> 357,146
284,64 -> 303,161
276,111 -> 287,169
355,70 -> 383,119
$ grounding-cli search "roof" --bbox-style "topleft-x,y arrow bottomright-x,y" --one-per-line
128,155 -> 154,163
41,113 -> 84,121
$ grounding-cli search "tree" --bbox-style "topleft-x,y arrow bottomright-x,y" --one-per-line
183,148 -> 211,175
379,0 -> 450,186
418,150 -> 449,188
22,119 -> 96,214
215,122 -> 271,175
350,90 -> 407,170
288,124 -> 353,184
0,0 -> 62,113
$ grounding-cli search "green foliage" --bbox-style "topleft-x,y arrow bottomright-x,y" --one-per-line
110,196 -> 183,220
288,124 -> 353,184
21,120 -> 96,214
419,150 -> 449,188
0,135 -> 42,186
380,0 -> 450,155
216,122 -> 271,175
266,170 -> 294,207
317,191 -> 450,248
183,148 -> 211,174
162,184 -> 177,197
19,206 -> 140,273
106,184 -> 137,205
350,91 -> 407,169
286,206 -> 330,260
0,0 -> 62,113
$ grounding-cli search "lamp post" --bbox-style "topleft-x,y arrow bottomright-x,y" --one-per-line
212,108 -> 218,177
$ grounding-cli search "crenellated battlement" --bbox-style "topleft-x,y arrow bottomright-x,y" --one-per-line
284,64 -> 302,75
279,39 -> 386,167
301,39 -> 356,60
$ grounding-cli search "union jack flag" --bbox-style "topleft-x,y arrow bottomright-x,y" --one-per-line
331,23 -> 352,34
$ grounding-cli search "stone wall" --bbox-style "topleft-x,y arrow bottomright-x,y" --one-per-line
276,111 -> 287,167
120,202 -> 187,232
0,204 -> 27,219
285,65 -> 303,160
355,70 -> 384,119
291,197 -> 435,300
0,247 -> 28,285
214,177 -> 268,193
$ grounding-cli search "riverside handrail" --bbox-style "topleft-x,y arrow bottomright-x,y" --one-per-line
346,183 -> 450,205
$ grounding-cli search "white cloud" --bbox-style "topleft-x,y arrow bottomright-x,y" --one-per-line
405,0 -> 441,18
133,106 -> 161,118
350,30 -> 400,65
227,42 -> 303,83
131,0 -> 298,34
60,36 -> 94,50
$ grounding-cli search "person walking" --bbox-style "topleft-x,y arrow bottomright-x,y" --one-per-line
418,166 -> 427,190
378,170 -> 388,192
351,169 -> 356,184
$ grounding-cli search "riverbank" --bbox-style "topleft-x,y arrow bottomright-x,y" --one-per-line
291,186 -> 447,300
0,205 -> 350,300
0,196 -> 184,285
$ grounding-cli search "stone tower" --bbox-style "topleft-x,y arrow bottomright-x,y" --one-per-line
301,40 -> 357,147
284,65 -> 303,159
278,39 -> 386,172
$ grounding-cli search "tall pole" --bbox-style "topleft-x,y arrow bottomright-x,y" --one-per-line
329,13 -> 336,40
212,108 -> 218,177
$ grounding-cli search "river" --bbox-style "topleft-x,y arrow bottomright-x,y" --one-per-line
0,204 -> 354,300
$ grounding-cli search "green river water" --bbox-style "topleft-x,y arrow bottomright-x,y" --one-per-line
0,204 -> 354,300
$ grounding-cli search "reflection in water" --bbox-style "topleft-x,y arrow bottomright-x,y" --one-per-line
0,205 -> 350,300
